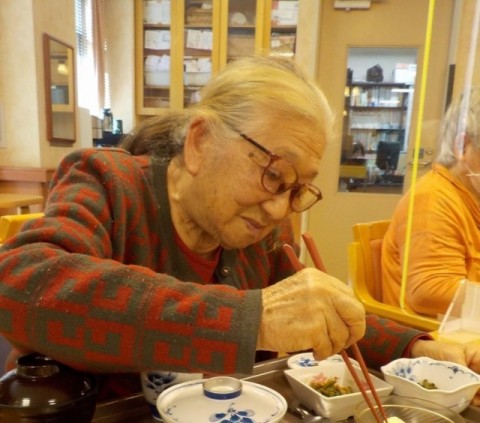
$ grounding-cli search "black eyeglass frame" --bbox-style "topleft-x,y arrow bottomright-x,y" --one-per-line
238,132 -> 323,212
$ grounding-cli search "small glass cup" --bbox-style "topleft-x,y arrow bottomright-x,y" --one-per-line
140,370 -> 203,421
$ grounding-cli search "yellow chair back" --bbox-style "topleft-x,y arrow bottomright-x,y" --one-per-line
0,213 -> 44,244
348,219 -> 440,332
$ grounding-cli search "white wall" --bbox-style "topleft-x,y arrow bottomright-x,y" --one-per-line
0,0 -> 41,166
0,0 -> 136,169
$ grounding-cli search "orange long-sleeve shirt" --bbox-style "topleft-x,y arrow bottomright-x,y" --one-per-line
382,163 -> 480,317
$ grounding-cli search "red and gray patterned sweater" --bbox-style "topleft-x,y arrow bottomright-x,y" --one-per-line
0,148 -> 427,398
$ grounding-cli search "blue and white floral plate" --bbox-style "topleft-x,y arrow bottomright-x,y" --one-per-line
156,377 -> 287,423
287,352 -> 359,369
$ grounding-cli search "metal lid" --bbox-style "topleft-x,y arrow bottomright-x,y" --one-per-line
202,376 -> 242,400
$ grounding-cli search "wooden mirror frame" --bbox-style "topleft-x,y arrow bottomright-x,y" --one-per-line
43,33 -> 76,144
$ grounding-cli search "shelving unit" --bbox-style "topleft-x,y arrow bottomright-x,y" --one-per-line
135,0 -> 300,115
340,80 -> 413,192
346,82 -> 410,154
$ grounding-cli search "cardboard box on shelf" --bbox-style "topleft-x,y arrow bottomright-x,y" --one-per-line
227,34 -> 255,57
185,1 -> 213,25
145,97 -> 170,108
270,33 -> 296,56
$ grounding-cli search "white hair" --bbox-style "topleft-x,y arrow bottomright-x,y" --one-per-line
436,87 -> 480,166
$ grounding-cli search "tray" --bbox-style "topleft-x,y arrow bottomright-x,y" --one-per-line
91,356 -> 480,422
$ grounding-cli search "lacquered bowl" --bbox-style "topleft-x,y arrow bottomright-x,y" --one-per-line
0,353 -> 98,423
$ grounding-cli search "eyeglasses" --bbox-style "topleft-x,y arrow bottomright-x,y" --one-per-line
238,132 -> 322,212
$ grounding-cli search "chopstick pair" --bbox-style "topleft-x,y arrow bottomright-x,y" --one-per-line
283,233 -> 389,423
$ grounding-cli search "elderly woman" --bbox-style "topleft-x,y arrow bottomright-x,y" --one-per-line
0,56 -> 479,401
382,87 -> 480,317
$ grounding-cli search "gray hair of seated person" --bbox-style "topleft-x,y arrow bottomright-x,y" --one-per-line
436,86 -> 480,167
121,55 -> 334,161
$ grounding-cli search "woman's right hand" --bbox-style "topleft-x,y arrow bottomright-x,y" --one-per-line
256,268 -> 366,358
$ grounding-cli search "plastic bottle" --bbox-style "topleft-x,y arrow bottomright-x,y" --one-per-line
102,108 -> 113,134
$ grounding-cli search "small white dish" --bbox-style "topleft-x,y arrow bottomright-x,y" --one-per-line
157,376 -> 287,423
285,362 -> 393,421
381,356 -> 480,413
287,352 -> 359,369
141,371 -> 203,421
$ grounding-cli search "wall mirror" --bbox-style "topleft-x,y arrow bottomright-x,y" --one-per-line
43,33 -> 76,143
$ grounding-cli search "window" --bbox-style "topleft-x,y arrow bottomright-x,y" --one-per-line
75,0 -> 110,116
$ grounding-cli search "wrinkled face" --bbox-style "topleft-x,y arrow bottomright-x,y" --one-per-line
184,124 -> 324,249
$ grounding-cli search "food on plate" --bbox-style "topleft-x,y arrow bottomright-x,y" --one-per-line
308,373 -> 353,397
418,379 -> 438,389
386,417 -> 407,423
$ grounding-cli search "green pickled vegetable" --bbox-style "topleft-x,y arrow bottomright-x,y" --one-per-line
418,379 -> 438,389
309,375 -> 353,397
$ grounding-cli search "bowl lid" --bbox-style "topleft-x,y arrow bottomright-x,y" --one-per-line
0,353 -> 97,410
157,376 -> 287,423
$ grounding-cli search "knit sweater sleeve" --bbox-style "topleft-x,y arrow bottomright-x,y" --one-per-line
0,148 -> 260,376
356,314 -> 431,369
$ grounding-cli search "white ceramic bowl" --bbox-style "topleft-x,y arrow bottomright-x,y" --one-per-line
381,357 -> 480,413
287,352 -> 359,369
156,376 -> 287,423
284,361 -> 393,421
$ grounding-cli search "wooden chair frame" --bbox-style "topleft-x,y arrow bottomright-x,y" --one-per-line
0,213 -> 44,244
348,219 -> 440,332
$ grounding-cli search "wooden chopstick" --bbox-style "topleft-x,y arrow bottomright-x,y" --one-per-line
301,233 -> 328,272
349,344 -> 389,422
282,243 -> 304,272
282,235 -> 388,423
340,349 -> 384,423
301,234 -> 388,422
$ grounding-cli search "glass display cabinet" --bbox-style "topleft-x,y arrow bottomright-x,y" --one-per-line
135,0 -> 300,115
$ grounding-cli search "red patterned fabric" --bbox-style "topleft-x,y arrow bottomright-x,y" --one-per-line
0,148 -> 426,398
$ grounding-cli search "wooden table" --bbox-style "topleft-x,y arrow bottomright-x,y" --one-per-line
0,193 -> 44,214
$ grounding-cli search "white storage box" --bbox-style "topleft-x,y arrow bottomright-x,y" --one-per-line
145,71 -> 170,86
393,63 -> 417,84
144,0 -> 171,25
184,72 -> 210,86
271,1 -> 299,25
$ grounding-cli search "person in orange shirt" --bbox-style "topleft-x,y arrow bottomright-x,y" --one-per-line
382,87 -> 480,317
